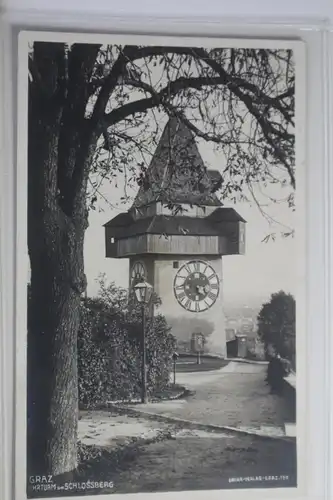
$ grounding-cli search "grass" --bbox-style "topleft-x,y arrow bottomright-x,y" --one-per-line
79,383 -> 188,410
27,431 -> 176,498
150,383 -> 189,401
175,354 -> 229,373
28,427 -> 296,498
110,432 -> 297,493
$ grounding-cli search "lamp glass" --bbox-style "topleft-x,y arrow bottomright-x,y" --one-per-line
134,281 -> 153,304
145,284 -> 153,303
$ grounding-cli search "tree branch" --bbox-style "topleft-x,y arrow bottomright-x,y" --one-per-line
90,45 -> 140,123
167,107 -> 230,144
124,45 -> 294,125
89,45 -> 295,189
92,45 -> 293,121
103,75 -> 229,126
185,48 -> 295,187
56,44 -> 102,215
188,47 -> 294,126
103,72 -> 295,187
234,87 -> 295,188
123,78 -> 287,149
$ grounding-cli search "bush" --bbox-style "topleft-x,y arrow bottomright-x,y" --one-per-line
257,291 -> 296,367
246,339 -> 266,361
78,281 -> 176,407
78,302 -> 137,406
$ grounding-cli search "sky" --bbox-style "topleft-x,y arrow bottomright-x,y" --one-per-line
84,139 -> 297,310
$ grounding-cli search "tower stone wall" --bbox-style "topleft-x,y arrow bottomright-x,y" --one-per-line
152,255 -> 226,356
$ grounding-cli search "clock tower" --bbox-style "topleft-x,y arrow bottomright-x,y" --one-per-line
104,117 -> 246,357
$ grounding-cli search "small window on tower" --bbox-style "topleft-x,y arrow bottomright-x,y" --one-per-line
173,261 -> 179,269
111,237 -> 115,244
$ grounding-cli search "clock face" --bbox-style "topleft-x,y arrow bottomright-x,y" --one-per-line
131,261 -> 147,285
173,260 -> 220,312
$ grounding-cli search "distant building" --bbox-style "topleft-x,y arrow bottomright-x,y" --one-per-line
226,328 -> 237,342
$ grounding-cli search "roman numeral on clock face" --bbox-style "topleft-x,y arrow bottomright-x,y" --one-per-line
184,264 -> 192,274
207,291 -> 217,301
193,262 -> 200,272
184,299 -> 191,310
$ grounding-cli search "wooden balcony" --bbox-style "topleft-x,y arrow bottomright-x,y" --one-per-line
105,232 -> 243,258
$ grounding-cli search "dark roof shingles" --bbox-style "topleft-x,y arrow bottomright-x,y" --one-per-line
133,116 -> 222,208
104,212 -> 244,239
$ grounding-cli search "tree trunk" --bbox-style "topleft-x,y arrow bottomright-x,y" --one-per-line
27,211 -> 86,476
27,88 -> 89,477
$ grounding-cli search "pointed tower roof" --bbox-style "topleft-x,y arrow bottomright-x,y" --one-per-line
133,116 -> 222,209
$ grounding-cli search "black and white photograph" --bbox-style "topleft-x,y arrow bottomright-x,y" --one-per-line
19,32 -> 304,498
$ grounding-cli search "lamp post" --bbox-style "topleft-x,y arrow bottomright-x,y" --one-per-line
172,352 -> 179,385
133,279 -> 153,404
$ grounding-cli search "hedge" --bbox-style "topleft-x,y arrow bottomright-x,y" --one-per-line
78,285 -> 176,407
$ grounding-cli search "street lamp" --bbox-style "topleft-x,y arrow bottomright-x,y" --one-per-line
133,280 -> 153,404
172,352 -> 179,385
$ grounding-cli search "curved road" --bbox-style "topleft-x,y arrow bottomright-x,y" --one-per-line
131,361 -> 295,435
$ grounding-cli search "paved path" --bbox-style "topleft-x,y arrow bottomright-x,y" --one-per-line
129,361 -> 295,436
